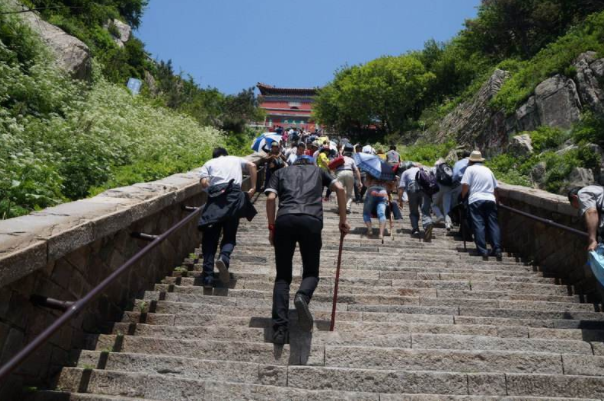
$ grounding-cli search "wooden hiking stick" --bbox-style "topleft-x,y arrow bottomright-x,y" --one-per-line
329,233 -> 345,332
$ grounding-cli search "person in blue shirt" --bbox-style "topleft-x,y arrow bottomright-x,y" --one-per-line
451,150 -> 471,208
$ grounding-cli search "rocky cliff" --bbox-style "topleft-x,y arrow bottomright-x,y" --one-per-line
437,52 -> 604,153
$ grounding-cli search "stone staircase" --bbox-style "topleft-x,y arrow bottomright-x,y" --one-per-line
34,197 -> 604,400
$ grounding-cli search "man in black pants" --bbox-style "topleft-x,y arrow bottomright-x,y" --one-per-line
198,148 -> 257,288
265,155 -> 350,344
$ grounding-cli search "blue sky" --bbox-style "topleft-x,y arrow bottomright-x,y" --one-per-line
137,0 -> 481,94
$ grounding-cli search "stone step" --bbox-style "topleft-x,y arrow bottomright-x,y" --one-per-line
132,299 -> 604,324
111,318 -> 604,342
94,327 -> 595,359
158,279 -> 579,304
166,269 -> 556,284
75,346 -> 602,382
141,286 -> 594,314
287,366 -> 604,397
147,288 -> 591,313
34,393 -> 149,401
54,368 -> 379,400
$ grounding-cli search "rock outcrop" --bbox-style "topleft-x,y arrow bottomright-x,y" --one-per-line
6,0 -> 91,79
574,51 -> 604,114
106,19 -> 132,48
436,69 -> 510,153
509,134 -> 534,157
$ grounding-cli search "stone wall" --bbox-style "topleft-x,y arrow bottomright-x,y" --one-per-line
0,156 -> 262,398
497,184 -> 604,304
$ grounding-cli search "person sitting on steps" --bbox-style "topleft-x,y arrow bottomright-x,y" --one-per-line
265,155 -> 350,345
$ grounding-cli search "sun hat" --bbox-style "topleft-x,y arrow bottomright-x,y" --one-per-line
271,141 -> 279,147
469,150 -> 485,163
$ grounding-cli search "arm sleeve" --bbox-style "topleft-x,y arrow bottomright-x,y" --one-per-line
461,169 -> 471,186
398,172 -> 406,189
264,170 -> 279,196
579,190 -> 598,216
321,170 -> 336,188
200,164 -> 210,179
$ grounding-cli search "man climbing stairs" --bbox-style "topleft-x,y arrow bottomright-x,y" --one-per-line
34,198 -> 604,400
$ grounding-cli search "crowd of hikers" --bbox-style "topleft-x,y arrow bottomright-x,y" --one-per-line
196,132 -> 506,344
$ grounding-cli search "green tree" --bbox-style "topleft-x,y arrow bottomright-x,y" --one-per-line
314,55 -> 435,135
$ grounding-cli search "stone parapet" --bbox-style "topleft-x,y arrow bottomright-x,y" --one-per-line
0,154 -> 263,394
497,183 -> 603,303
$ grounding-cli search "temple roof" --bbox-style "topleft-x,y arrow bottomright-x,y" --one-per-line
257,83 -> 318,96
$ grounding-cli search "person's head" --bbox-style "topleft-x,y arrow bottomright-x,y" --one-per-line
461,150 -> 472,159
291,143 -> 297,148
296,142 -> 306,155
468,150 -> 485,166
293,155 -> 314,166
270,142 -> 280,154
568,187 -> 582,209
212,147 -> 228,158
343,143 -> 354,156
377,149 -> 384,155
355,144 -> 362,153
390,145 -> 396,151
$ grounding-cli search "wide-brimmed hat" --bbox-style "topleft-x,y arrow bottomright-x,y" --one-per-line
469,150 -> 485,162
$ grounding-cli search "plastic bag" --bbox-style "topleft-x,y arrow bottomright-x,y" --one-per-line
587,244 -> 604,286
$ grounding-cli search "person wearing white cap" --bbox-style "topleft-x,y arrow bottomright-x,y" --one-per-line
461,151 -> 502,261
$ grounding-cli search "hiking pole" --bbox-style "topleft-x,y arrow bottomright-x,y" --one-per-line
330,233 -> 345,332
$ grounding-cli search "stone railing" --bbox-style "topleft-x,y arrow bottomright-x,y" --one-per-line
497,183 -> 603,304
0,155 -> 263,395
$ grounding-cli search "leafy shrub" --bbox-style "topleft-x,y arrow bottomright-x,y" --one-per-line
529,126 -> 569,152
398,141 -> 456,166
572,111 -> 604,145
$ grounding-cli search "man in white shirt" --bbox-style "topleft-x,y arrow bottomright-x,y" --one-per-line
398,163 -> 433,241
199,148 -> 257,287
460,151 -> 501,261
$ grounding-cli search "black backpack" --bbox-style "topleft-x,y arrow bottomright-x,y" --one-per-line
415,168 -> 440,196
436,163 -> 454,186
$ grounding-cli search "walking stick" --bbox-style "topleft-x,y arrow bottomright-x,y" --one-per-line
389,203 -> 395,241
329,233 -> 345,332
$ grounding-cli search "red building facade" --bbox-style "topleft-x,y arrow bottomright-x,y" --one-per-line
256,83 -> 319,132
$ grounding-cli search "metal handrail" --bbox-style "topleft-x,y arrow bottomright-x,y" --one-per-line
0,170 -> 261,383
498,203 -> 589,238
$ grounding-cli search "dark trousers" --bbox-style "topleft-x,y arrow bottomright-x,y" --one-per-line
469,200 -> 501,256
272,214 -> 322,330
201,218 -> 240,274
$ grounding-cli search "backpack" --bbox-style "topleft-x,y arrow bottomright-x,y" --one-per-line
435,163 -> 454,186
415,168 -> 439,196
328,155 -> 345,170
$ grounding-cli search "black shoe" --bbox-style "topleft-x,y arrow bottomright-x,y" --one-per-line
482,255 -> 489,262
272,326 -> 289,345
216,257 -> 230,285
494,251 -> 503,261
411,229 -> 420,237
202,276 -> 214,289
294,294 -> 313,332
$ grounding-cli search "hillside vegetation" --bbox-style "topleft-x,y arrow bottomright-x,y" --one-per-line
315,0 -> 604,193
0,0 -> 261,219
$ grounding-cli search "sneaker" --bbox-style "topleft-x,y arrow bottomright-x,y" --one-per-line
216,257 -> 230,285
202,276 -> 214,289
445,223 -> 452,232
411,229 -> 420,237
294,294 -> 313,332
482,255 -> 489,262
423,225 -> 433,242
493,250 -> 503,261
272,326 -> 289,345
